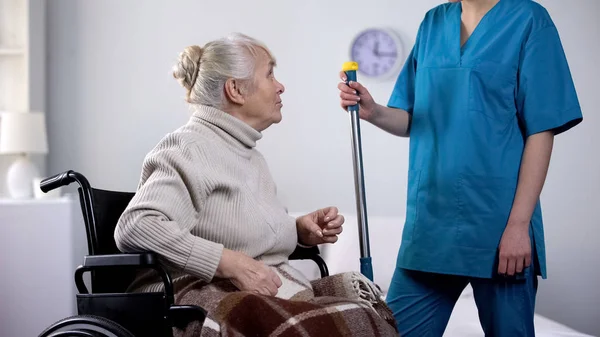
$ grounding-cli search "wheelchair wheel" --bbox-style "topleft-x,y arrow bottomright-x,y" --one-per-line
38,315 -> 135,337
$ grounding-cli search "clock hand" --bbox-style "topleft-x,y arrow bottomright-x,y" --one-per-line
378,51 -> 396,57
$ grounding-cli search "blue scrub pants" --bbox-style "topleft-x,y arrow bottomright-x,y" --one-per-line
386,267 -> 538,336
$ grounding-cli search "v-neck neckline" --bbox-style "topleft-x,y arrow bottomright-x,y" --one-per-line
457,0 -> 502,62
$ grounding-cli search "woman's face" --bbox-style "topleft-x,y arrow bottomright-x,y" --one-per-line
240,48 -> 285,132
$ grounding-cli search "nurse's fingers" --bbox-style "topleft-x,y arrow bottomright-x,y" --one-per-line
497,258 -> 508,276
338,82 -> 357,95
506,258 -> 517,276
338,71 -> 369,96
339,71 -> 347,82
515,258 -> 525,274
525,255 -> 532,268
341,100 -> 359,109
347,80 -> 368,95
340,92 -> 360,102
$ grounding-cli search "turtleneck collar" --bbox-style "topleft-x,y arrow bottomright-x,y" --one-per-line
191,105 -> 262,148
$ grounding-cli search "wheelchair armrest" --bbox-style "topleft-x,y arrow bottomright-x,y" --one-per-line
289,245 -> 320,260
169,305 -> 207,329
289,245 -> 329,278
83,252 -> 158,267
75,252 -> 175,306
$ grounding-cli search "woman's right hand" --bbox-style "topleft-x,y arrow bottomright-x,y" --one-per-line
216,249 -> 282,296
338,71 -> 378,121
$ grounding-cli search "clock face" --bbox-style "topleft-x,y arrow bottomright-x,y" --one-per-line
350,29 -> 401,78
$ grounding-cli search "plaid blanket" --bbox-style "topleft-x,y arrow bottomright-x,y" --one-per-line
172,264 -> 399,336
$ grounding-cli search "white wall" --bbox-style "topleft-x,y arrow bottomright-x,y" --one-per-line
532,2 -> 600,335
45,0 -> 599,335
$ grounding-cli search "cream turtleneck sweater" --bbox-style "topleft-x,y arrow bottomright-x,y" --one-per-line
114,105 -> 310,294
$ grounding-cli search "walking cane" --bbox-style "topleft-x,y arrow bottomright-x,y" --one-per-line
342,61 -> 373,282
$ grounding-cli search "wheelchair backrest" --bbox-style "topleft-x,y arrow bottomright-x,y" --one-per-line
77,187 -> 138,294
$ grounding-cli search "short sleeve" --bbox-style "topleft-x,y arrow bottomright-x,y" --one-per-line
387,23 -> 423,113
516,24 -> 583,137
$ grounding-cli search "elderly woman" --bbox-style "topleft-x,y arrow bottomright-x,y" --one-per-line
114,33 -> 397,337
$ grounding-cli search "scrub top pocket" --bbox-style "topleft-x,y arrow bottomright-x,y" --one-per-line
455,173 -> 517,251
469,61 -> 518,123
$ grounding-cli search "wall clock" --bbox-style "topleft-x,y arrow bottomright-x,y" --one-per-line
349,28 -> 404,79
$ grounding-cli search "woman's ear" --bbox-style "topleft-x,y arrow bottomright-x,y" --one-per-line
224,78 -> 245,105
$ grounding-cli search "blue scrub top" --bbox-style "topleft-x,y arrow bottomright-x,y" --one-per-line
388,0 -> 582,279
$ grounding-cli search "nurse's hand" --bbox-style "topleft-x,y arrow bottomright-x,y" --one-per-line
338,71 -> 377,121
497,223 -> 532,276
296,207 -> 344,246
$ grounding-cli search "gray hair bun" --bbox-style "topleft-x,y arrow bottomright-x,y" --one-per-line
172,45 -> 203,102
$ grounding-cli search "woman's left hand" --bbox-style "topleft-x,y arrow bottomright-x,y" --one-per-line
296,207 -> 344,246
497,222 -> 532,276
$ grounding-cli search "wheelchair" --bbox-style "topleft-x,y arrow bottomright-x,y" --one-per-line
37,170 -> 330,337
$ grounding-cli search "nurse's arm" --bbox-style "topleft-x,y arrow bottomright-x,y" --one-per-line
508,130 -> 554,227
498,130 -> 554,275
368,104 -> 412,137
339,79 -> 411,137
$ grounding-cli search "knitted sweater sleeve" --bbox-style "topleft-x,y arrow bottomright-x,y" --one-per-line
114,136 -> 224,282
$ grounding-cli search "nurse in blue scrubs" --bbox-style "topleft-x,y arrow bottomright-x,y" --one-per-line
338,0 -> 582,336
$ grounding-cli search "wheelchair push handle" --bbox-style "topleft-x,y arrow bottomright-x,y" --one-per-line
40,170 -> 92,195
40,170 -> 76,192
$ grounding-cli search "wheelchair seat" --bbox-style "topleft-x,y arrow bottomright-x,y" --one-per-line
37,170 -> 329,337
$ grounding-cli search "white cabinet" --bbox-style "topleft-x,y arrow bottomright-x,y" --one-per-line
0,197 -> 88,337
0,0 -> 46,197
